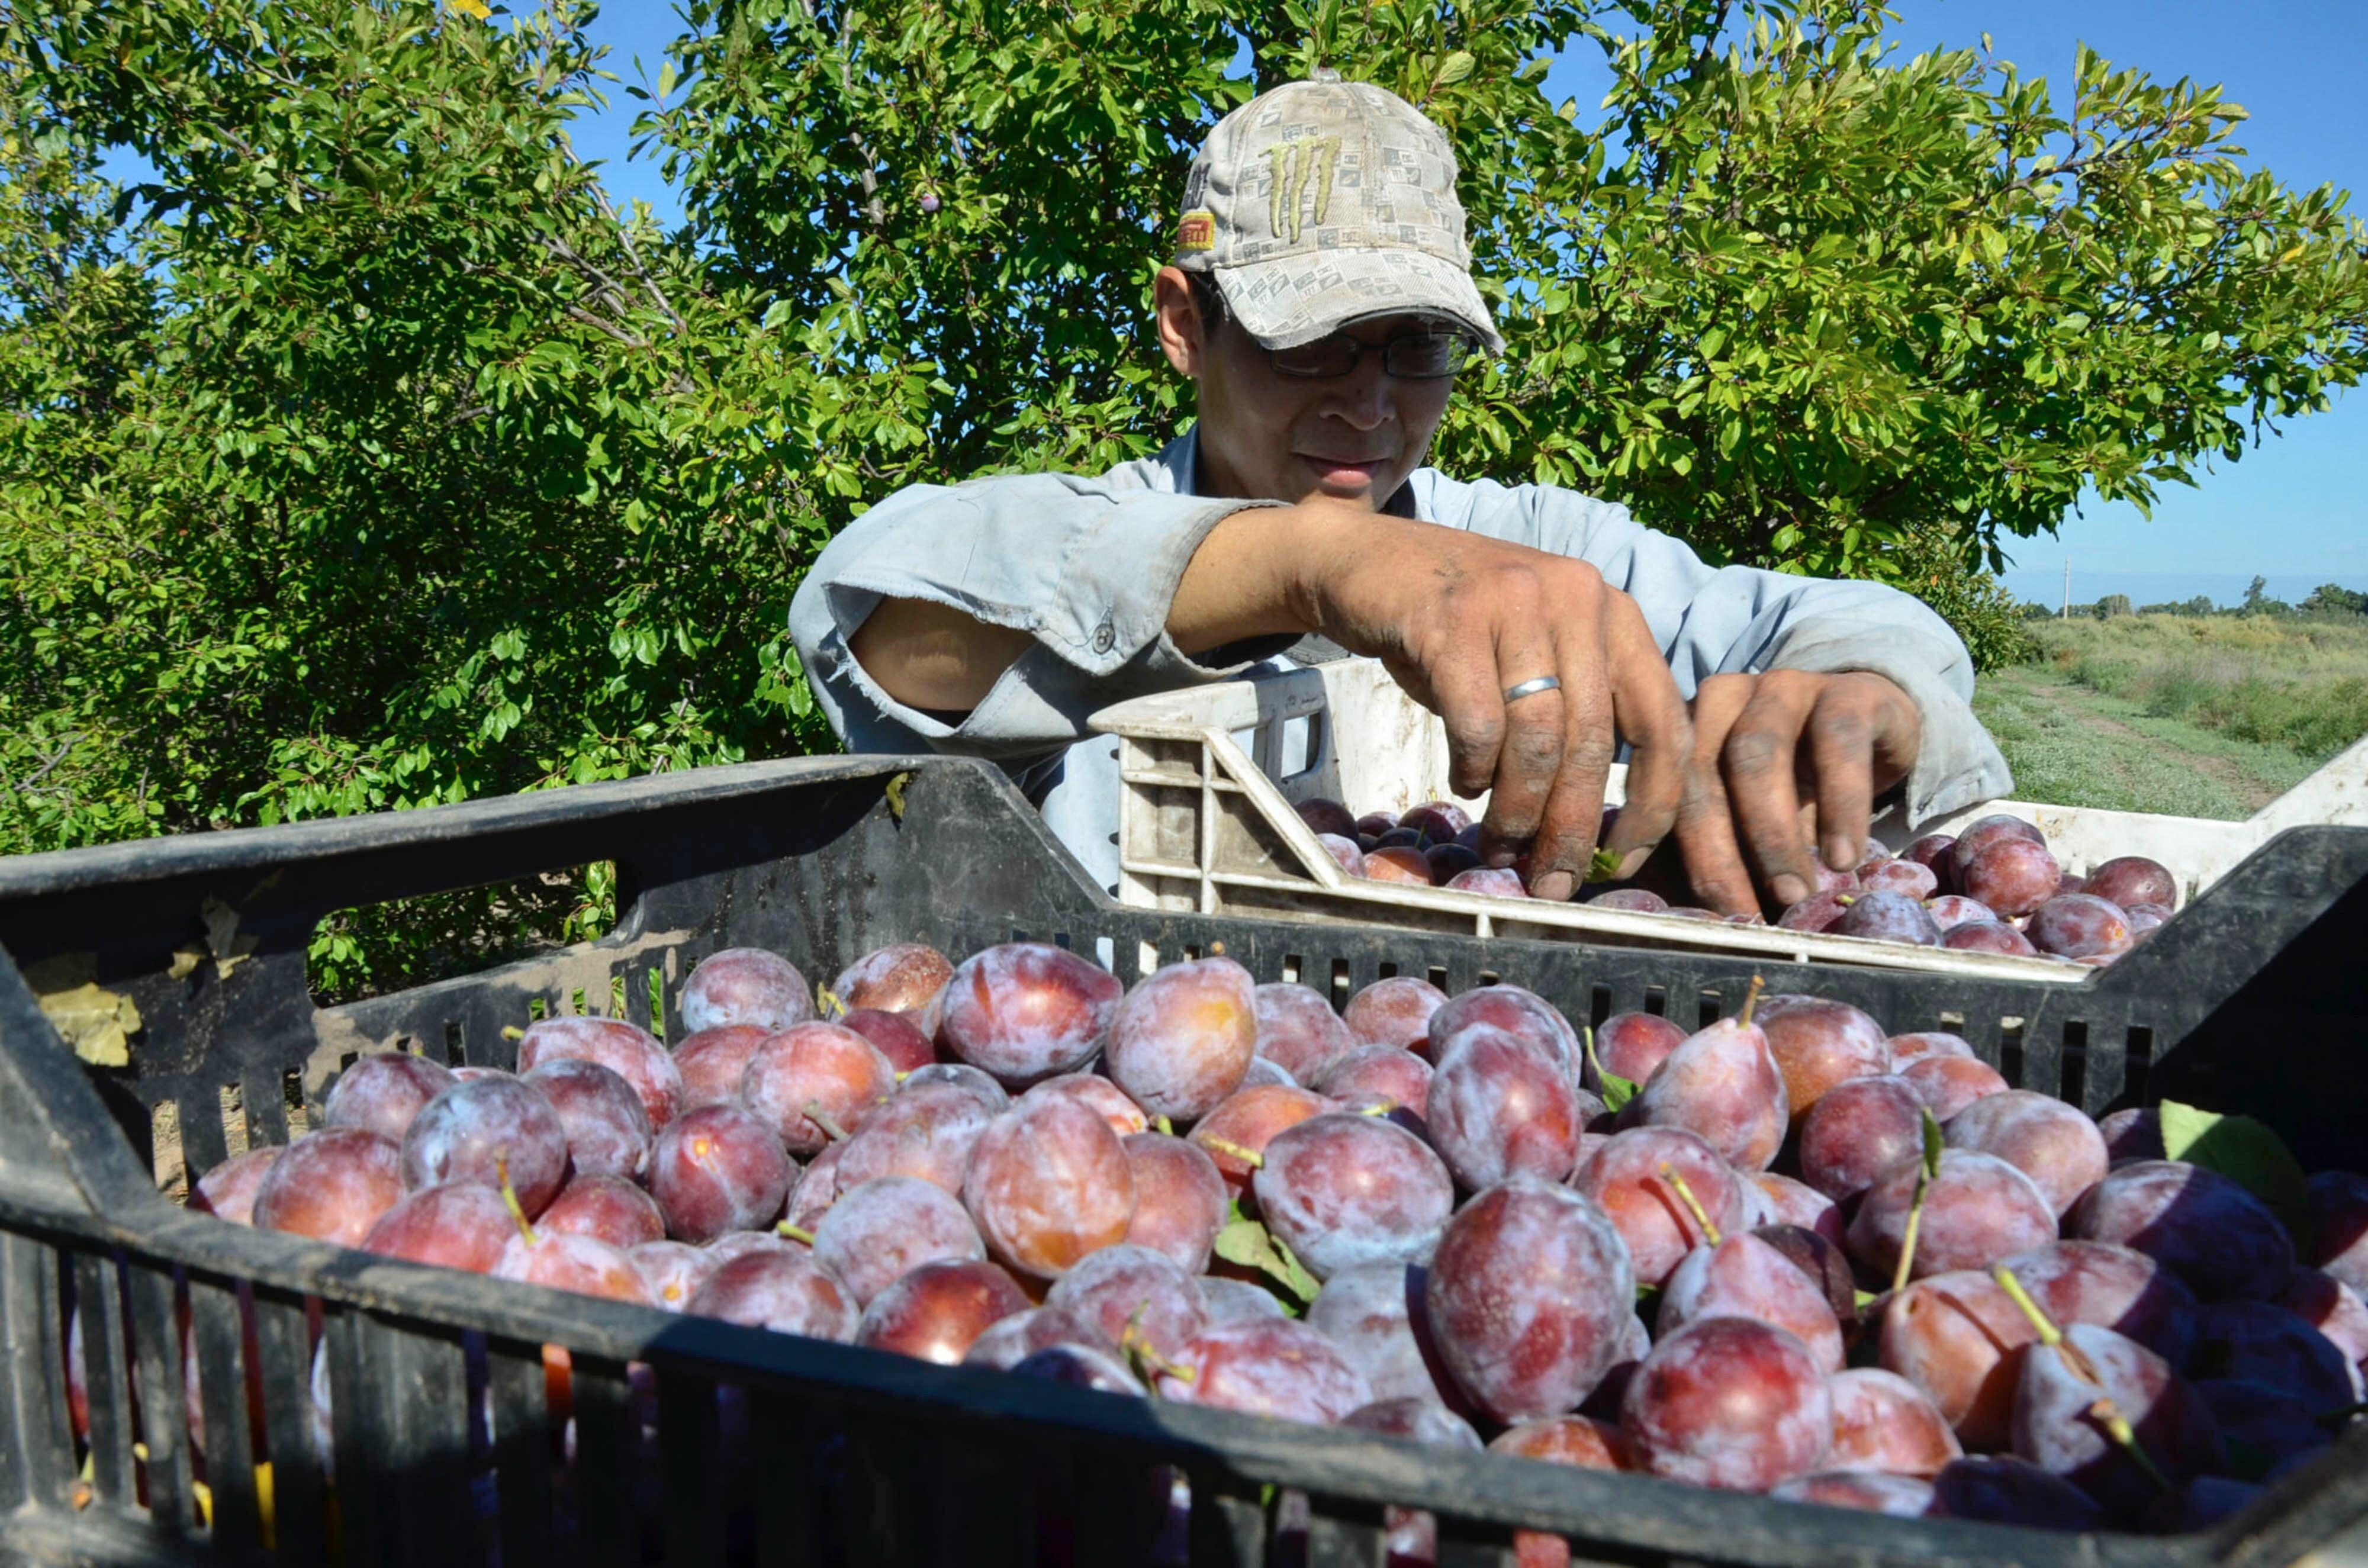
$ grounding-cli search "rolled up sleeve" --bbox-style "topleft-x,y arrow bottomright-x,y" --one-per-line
789,474 -> 1294,768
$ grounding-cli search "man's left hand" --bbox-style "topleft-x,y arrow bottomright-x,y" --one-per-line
1671,670 -> 1922,916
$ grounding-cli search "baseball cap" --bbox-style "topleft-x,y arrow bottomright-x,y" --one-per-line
1173,70 -> 1504,355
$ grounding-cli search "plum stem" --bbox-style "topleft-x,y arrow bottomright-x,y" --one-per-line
501,1025 -> 525,1041
1738,974 -> 1765,1029
1990,1263 -> 2066,1350
2087,1396 -> 2171,1490
1356,1099 -> 1399,1116
1151,1114 -> 1175,1136
815,984 -> 846,1019
1119,1303 -> 1194,1385
1890,1168 -> 1931,1294
1200,1135 -> 1264,1168
802,1101 -> 852,1143
495,1151 -> 537,1247
776,1222 -> 815,1244
1658,1162 -> 1723,1246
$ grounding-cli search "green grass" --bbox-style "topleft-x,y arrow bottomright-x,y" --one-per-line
1970,613 -> 2365,817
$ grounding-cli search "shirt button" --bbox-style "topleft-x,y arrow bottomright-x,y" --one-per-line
1092,621 -> 1116,654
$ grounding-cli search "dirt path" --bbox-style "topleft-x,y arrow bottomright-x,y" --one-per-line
2020,672 -> 2281,812
1971,665 -> 2302,820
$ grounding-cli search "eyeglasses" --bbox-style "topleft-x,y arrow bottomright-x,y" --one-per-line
1265,330 -> 1471,381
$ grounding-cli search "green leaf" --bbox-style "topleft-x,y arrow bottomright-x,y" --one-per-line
1587,1028 -> 1640,1113
1433,51 -> 1475,89
2159,1100 -> 2311,1241
1212,1215 -> 1319,1305
1919,1107 -> 1945,1180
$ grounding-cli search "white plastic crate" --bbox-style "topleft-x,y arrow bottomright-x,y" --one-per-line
1090,658 -> 2368,981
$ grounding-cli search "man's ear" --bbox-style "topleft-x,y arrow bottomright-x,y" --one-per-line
1154,266 -> 1206,378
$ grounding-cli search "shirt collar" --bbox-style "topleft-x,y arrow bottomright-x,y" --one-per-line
1161,425 -> 1422,518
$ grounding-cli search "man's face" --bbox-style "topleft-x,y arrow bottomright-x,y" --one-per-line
1154,266 -> 1457,509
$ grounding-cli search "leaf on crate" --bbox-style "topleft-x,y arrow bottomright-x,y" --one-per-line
2159,1100 -> 2311,1243
1212,1213 -> 1318,1306
200,897 -> 259,980
36,981 -> 141,1067
883,770 -> 913,823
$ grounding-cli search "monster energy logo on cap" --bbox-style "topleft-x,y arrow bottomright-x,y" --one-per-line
1170,72 -> 1505,355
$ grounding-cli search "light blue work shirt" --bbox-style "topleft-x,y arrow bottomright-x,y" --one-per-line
789,429 -> 2012,895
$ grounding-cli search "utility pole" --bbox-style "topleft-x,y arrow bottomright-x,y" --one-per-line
2062,559 -> 2071,619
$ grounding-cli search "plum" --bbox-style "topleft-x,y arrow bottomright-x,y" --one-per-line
1157,1320 -> 1372,1425
1045,1243 -> 1208,1361
2196,1378 -> 2334,1473
1427,1026 -> 1582,1189
2084,857 -> 2177,912
536,1173 -> 666,1248
900,1062 -> 1011,1113
324,1052 -> 458,1144
1823,1367 -> 1961,1476
494,1231 -> 651,1305
831,942 -> 954,1015
1571,1126 -> 1749,1288
1849,1150 -> 2055,1284
1960,838 -> 2061,919
1753,996 -> 1888,1126
1238,1057 -> 1299,1090
1426,985 -> 1579,1079
189,1147 -> 284,1226
1426,842 -> 1482,883
779,1138 -> 848,1235
2097,1107 -> 2166,1163
1307,1262 -> 1453,1407
1902,832 -> 1958,886
839,1008 -> 935,1074
671,1024 -> 771,1113
2010,1321 -> 2222,1522
1928,1456 -> 2105,1531
1861,860 -> 1939,900
2026,894 -> 2135,961
1948,815 -> 2046,880
685,1250 -> 858,1341
856,1258 -> 1029,1364
2186,1300 -> 2364,1418
1026,1073 -> 1149,1140
1880,1270 -> 2044,1448
1201,1277 -> 1290,1326
2280,1268 -> 2368,1366
362,1183 -> 516,1272
833,1081 -> 993,1194
1187,1084 -> 1334,1197
1121,1132 -> 1227,1275
1362,846 -> 1432,884
1900,1054 -> 2010,1121
1585,887 -> 1668,913
1254,1113 -> 1454,1282
400,1076 -> 568,1216
1623,1318 -> 1832,1492
1316,1046 -> 1431,1119
1009,1344 -> 1148,1396
1942,920 -> 2039,957
1446,867 -> 1527,897
517,1015 -> 683,1131
961,1305 -> 1115,1369
1941,1092 -> 2108,1218
2066,1161 -> 2295,1301
1425,1179 -> 1635,1424
962,1093 -> 1134,1279
739,1020 -> 897,1157
681,947 -> 813,1035
1343,977 -> 1448,1051
630,1239 -> 722,1312
811,1174 -> 984,1308
1835,890 -> 1944,947
1632,1004 -> 1790,1171
647,1103 -> 793,1243
1769,1471 -> 1937,1517
2307,1171 -> 2368,1296
1776,892 -> 1852,933
1797,1075 -> 1926,1203
523,1058 -> 654,1181
1294,797 -> 1359,839
1104,957 -> 1257,1121
1251,983 -> 1357,1084
1658,1233 -> 1845,1373
1590,1012 -> 1687,1092
1401,801 -> 1472,842
1921,896 -> 1993,932
1749,1174 -> 1846,1251
1886,1031 -> 1973,1065
937,943 -> 1122,1086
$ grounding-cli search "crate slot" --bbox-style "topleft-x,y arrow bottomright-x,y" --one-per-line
1999,1018 -> 2027,1087
1643,985 -> 1668,1017
1282,953 -> 1304,984
2124,1025 -> 2156,1107
2060,1020 -> 2090,1110
1698,989 -> 1724,1029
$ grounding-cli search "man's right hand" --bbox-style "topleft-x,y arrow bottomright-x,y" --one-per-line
1172,502 -> 1693,901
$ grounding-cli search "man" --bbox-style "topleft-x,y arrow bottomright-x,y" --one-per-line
790,73 -> 2009,915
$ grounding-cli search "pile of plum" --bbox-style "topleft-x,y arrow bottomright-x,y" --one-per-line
1297,796 -> 2177,967
186,942 -> 2367,1550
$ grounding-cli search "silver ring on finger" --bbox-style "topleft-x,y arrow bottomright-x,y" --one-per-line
1501,674 -> 1562,704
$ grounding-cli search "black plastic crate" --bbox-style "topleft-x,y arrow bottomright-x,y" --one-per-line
0,754 -> 2363,1568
